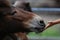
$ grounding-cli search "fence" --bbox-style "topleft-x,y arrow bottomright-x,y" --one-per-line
32,8 -> 60,12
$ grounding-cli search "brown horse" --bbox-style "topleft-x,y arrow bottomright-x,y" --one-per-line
0,0 -> 46,40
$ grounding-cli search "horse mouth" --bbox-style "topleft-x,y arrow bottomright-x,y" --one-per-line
29,28 -> 44,33
36,29 -> 44,33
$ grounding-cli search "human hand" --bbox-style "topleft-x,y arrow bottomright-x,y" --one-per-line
45,21 -> 54,30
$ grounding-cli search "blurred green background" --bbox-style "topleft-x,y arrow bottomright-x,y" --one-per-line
28,24 -> 60,37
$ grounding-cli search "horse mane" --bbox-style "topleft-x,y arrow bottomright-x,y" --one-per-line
0,0 -> 12,17
0,0 -> 11,7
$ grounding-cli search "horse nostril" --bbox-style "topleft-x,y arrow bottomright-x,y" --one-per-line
40,20 -> 44,23
40,20 -> 46,28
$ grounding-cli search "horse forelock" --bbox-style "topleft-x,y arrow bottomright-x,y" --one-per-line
13,0 -> 32,12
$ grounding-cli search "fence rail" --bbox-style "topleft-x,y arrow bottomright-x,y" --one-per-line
32,8 -> 60,12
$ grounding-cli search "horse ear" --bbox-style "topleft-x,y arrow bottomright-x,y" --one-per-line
0,0 -> 11,8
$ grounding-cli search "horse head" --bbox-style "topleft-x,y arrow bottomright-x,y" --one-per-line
14,8 -> 46,33
0,0 -> 46,34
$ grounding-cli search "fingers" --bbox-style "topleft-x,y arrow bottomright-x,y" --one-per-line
44,21 -> 54,30
44,19 -> 60,31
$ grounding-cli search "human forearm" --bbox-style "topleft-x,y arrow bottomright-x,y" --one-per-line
45,19 -> 60,29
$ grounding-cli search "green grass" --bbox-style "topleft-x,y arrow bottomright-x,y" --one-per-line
41,24 -> 60,37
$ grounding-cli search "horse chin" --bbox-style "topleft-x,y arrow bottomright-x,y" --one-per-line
28,28 -> 44,33
36,29 -> 44,33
